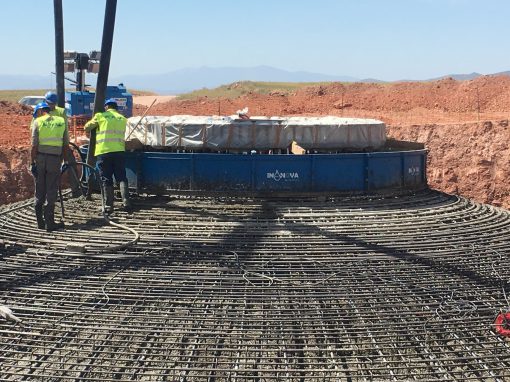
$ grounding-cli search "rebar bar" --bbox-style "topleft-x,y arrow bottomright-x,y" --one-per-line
1,189 -> 509,381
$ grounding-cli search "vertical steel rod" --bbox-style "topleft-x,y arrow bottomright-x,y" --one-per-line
86,0 -> 118,195
53,0 -> 65,107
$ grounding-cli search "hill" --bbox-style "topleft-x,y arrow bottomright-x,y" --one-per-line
2,75 -> 510,208
2,66 -> 509,94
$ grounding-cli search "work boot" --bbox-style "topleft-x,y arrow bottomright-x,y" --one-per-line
103,185 -> 115,214
44,206 -> 65,232
119,181 -> 132,211
35,204 -> 45,229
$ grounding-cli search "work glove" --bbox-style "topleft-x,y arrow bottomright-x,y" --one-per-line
30,162 -> 37,178
60,162 -> 69,174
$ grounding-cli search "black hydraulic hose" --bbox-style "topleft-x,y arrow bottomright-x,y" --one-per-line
74,160 -> 105,212
67,142 -> 87,192
63,161 -> 141,253
68,142 -> 82,159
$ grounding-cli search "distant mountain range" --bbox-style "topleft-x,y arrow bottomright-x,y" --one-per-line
111,66 -> 359,94
1,66 -> 509,94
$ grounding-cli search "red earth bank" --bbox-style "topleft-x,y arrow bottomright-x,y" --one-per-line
2,75 -> 510,207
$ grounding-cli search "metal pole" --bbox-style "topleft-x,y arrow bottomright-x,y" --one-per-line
94,0 -> 117,113
86,0 -> 117,196
76,56 -> 83,92
126,98 -> 157,140
53,0 -> 65,107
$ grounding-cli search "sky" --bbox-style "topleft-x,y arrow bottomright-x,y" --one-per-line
2,0 -> 510,81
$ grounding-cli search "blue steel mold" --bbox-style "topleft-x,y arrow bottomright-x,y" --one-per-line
312,155 -> 366,192
142,153 -> 191,190
124,149 -> 427,193
194,155 -> 252,191
367,153 -> 403,190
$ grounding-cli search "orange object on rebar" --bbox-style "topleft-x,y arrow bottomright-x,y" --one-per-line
494,312 -> 510,337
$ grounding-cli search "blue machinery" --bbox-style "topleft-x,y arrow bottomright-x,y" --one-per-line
66,84 -> 133,117
122,148 -> 427,194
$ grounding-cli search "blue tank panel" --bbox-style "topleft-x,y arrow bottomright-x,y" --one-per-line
367,153 -> 403,190
124,150 -> 427,193
311,155 -> 366,191
194,155 -> 252,191
402,151 -> 427,188
142,153 -> 192,190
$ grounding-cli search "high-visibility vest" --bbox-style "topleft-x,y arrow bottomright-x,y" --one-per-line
30,106 -> 67,129
94,110 -> 126,156
37,114 -> 66,147
50,106 -> 67,122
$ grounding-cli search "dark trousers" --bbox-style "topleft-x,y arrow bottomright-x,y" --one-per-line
34,153 -> 61,209
96,152 -> 127,186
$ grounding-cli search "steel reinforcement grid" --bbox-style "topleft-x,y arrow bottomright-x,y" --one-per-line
1,189 -> 510,381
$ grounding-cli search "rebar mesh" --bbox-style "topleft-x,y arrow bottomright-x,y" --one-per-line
1,189 -> 509,381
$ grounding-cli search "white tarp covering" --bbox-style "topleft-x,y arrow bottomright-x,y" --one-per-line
126,115 -> 386,150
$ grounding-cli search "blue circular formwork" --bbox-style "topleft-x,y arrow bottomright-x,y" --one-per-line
124,148 -> 427,194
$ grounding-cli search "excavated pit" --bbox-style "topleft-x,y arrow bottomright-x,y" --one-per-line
1,190 -> 510,380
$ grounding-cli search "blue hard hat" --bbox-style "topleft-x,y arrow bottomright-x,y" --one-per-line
104,98 -> 118,108
33,102 -> 50,118
44,91 -> 58,104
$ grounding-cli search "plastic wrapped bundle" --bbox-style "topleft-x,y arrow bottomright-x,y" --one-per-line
126,115 -> 386,150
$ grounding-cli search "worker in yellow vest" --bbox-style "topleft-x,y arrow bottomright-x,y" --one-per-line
30,102 -> 70,231
29,92 -> 82,198
84,99 -> 131,214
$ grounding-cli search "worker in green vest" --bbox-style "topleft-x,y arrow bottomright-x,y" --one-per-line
84,99 -> 131,214
30,102 -> 70,231
43,91 -> 67,120
44,91 -> 82,198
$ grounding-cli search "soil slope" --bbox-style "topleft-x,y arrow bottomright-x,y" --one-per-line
2,75 -> 510,207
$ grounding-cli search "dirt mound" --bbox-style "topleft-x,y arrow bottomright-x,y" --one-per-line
0,114 -> 32,146
389,120 -> 510,207
0,100 -> 33,116
133,76 -> 510,127
0,147 -> 32,205
4,75 -> 510,207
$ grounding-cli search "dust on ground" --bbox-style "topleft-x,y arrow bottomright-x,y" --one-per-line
2,75 -> 510,207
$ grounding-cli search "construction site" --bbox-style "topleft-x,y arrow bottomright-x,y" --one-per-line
1,1 -> 510,381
